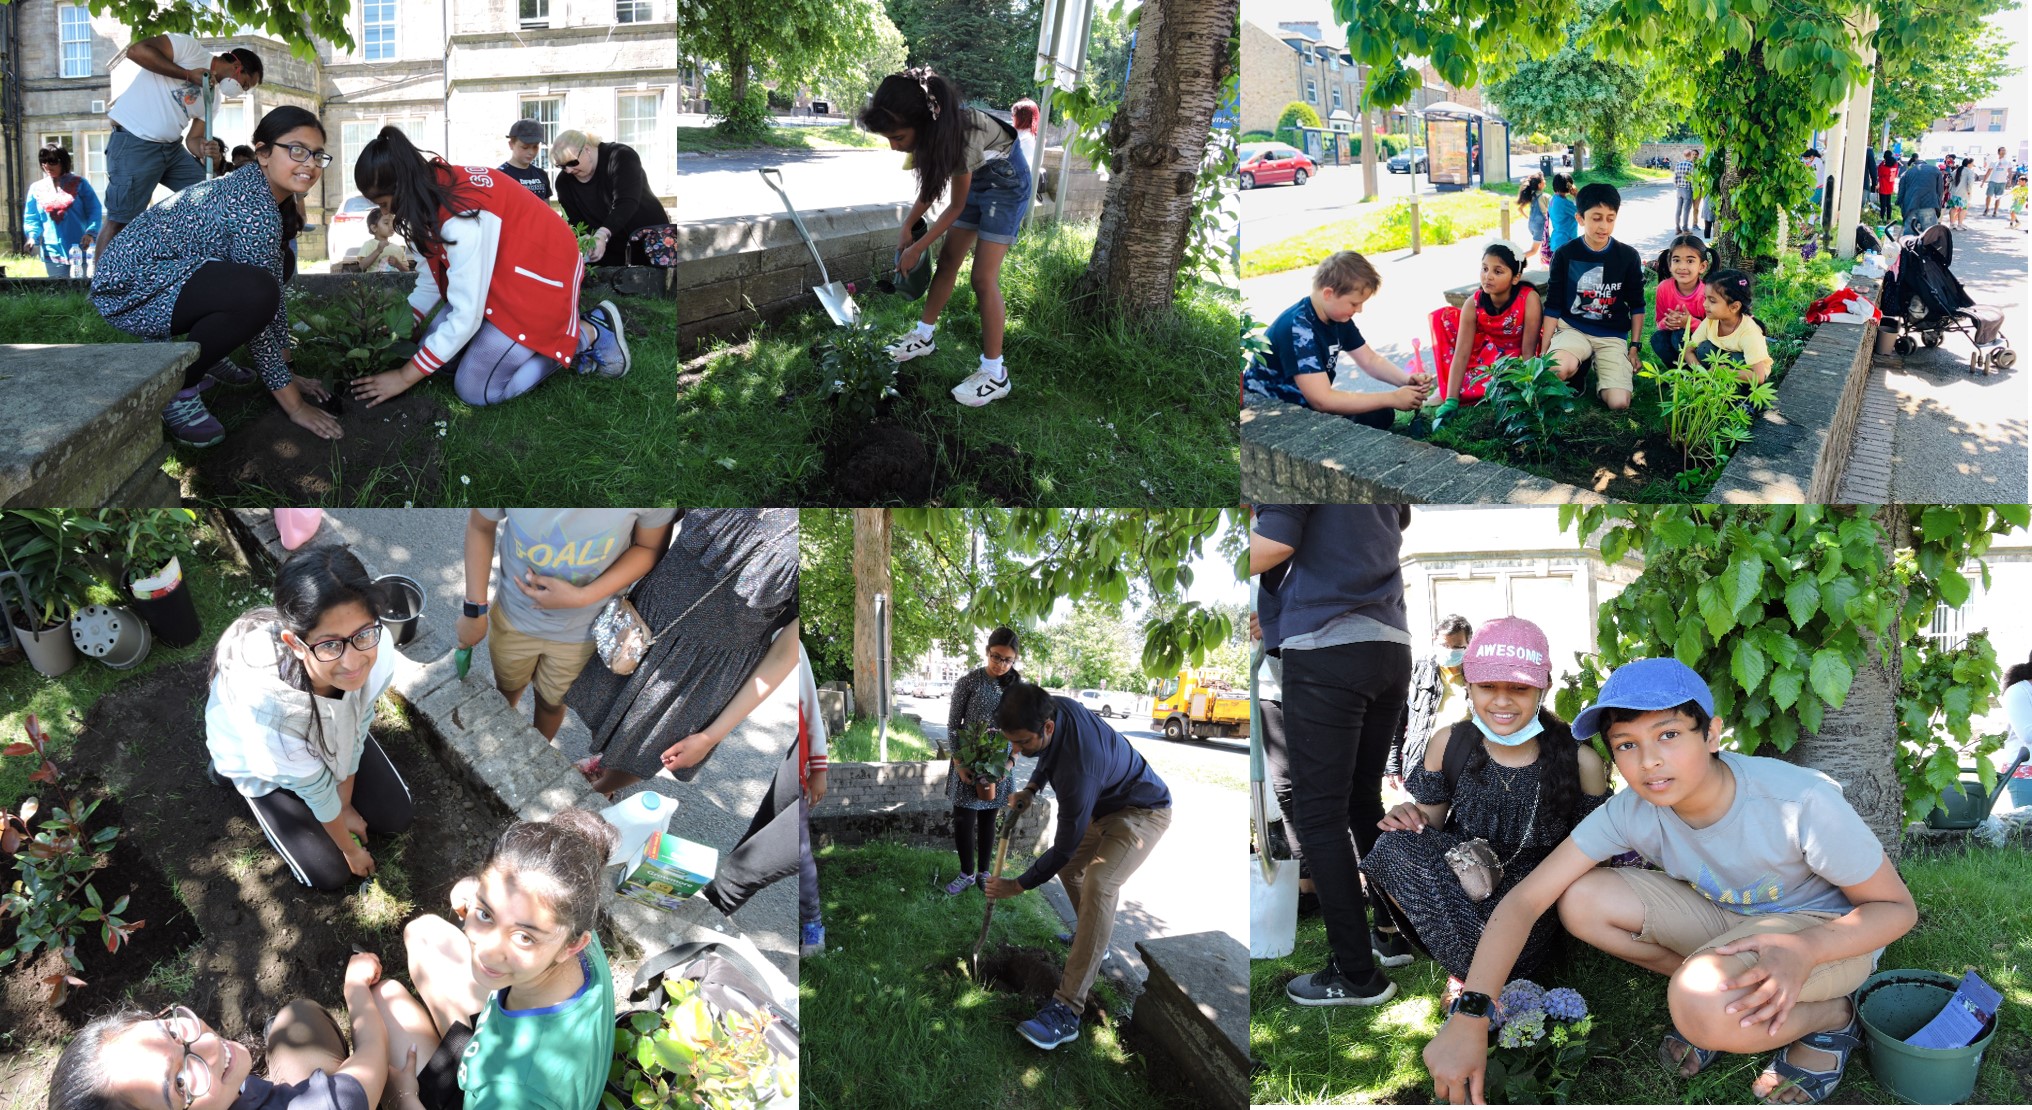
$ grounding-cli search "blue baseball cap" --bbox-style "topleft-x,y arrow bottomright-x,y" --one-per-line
1570,657 -> 1716,741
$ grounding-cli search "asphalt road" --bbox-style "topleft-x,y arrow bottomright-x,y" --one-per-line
1241,151 -> 1555,250
679,147 -> 915,224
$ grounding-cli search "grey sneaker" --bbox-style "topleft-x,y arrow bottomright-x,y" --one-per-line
162,386 -> 226,447
942,872 -> 976,895
885,331 -> 936,362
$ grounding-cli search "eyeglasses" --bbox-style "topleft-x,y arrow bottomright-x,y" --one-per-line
277,142 -> 333,168
155,1005 -> 212,1109
987,651 -> 1018,666
304,623 -> 382,662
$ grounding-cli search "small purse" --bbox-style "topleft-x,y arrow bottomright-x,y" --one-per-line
1441,778 -> 1539,903
591,519 -> 797,676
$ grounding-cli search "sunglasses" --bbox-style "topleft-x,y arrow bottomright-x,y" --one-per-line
557,153 -> 584,169
299,622 -> 382,662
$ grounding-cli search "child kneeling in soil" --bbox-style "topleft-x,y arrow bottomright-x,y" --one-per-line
1243,250 -> 1433,427
344,125 -> 631,411
371,809 -> 619,1110
206,546 -> 413,892
1432,243 -> 1540,423
1541,182 -> 1646,411
1423,658 -> 1916,1106
1678,269 -> 1773,387
862,67 -> 1032,408
48,952 -> 396,1110
1649,233 -> 1711,366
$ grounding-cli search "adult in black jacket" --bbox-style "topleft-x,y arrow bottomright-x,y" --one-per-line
550,129 -> 668,266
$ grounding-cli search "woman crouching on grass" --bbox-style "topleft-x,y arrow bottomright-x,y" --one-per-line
344,126 -> 631,411
46,953 -> 393,1110
370,809 -> 618,1110
90,105 -> 342,447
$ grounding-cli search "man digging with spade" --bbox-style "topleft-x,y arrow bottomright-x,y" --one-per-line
986,681 -> 1172,1050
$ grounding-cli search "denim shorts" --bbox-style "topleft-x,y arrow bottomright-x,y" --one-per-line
104,128 -> 205,222
952,142 -> 1033,245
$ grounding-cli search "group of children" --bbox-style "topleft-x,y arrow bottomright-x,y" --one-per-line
1243,182 -> 1774,428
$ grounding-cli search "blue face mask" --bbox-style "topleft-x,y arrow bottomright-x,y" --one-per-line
1441,648 -> 1466,668
1472,705 -> 1546,747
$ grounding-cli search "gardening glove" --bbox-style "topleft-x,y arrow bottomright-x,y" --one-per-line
1434,398 -> 1460,421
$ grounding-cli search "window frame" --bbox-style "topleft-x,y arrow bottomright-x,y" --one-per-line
361,0 -> 397,61
521,0 -> 549,29
59,4 -> 93,79
615,0 -> 654,23
518,95 -> 563,171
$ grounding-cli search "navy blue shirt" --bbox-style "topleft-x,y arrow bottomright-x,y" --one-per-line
1545,236 -> 1645,339
1253,504 -> 1410,650
1243,294 -> 1365,407
498,161 -> 552,201
1896,160 -> 1942,217
231,1071 -> 369,1110
1017,697 -> 1171,889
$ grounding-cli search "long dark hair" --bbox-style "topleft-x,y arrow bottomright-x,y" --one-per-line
1516,171 -> 1544,209
2006,650 -> 2032,690
46,1008 -> 152,1110
214,546 -> 385,761
1652,232 -> 1712,283
859,67 -> 966,206
1706,267 -> 1754,314
1456,708 -> 1584,843
1552,171 -> 1575,196
476,809 -> 619,942
986,625 -> 1023,685
252,106 -> 324,279
353,125 -> 475,259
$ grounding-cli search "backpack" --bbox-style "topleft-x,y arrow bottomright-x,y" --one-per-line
609,941 -> 799,1108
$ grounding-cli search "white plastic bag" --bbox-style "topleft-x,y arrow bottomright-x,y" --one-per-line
1251,851 -> 1299,959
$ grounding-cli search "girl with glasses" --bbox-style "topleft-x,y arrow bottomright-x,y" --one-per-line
938,626 -> 1023,894
205,546 -> 414,892
45,952 -> 393,1110
91,105 -> 345,449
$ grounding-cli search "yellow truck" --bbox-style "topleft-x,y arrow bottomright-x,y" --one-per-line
1152,668 -> 1249,741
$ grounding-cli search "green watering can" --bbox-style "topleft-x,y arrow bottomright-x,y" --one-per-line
893,216 -> 933,301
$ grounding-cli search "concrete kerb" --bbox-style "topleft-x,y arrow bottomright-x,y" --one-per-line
1131,932 -> 1249,1110
0,341 -> 196,507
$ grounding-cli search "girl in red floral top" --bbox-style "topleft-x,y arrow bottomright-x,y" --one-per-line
1438,243 -> 1541,412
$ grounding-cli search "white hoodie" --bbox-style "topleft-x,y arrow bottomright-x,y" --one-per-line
204,616 -> 395,822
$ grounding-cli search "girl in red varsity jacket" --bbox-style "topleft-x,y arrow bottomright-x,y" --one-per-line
345,126 -> 631,408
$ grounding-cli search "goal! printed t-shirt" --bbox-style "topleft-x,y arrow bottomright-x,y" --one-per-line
478,509 -> 677,642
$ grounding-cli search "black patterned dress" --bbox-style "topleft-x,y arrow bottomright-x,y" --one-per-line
946,666 -> 1018,811
566,509 -> 798,781
1360,719 -> 1610,980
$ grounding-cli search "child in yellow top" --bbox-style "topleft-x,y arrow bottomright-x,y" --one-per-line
1678,269 -> 1771,386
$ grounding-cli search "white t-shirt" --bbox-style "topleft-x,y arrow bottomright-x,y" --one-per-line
1985,159 -> 2012,186
107,32 -> 218,144
2003,679 -> 2032,750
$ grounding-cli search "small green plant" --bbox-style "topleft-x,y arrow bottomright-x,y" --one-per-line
0,509 -> 114,631
571,221 -> 600,259
814,322 -> 899,426
100,509 -> 200,582
1642,350 -> 1776,470
950,721 -> 1010,791
1486,980 -> 1595,1104
1,715 -> 143,1004
1898,632 -> 2006,822
605,977 -> 794,1110
291,283 -> 420,378
1486,354 -> 1579,462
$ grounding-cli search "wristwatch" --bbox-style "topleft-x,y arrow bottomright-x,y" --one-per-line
462,600 -> 489,619
1451,990 -> 1495,1020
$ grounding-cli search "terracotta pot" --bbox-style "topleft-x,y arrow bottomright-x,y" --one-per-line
975,781 -> 997,802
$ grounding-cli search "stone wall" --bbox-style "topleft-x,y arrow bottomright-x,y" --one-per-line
810,761 -> 1056,854
1132,933 -> 1249,1110
1707,314 -> 1877,504
1240,399 -> 1617,504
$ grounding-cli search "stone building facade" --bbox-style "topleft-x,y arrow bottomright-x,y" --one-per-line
5,0 -> 675,257
1239,14 -> 1483,139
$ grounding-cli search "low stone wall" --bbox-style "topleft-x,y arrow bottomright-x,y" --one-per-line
811,760 -> 1056,853
1240,399 -> 1617,504
0,266 -> 671,303
1707,313 -> 1877,504
1132,933 -> 1249,1110
1,343 -> 193,507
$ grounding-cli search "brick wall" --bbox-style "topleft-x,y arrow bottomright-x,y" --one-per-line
811,761 -> 1056,855
1707,311 -> 1877,504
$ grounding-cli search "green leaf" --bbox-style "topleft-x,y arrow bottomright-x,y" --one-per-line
1782,576 -> 1820,629
1818,577 -> 1860,623
1731,638 -> 1768,692
1722,556 -> 1764,618
1919,506 -> 1960,543
1769,667 -> 1805,711
1936,567 -> 1970,608
1809,649 -> 1853,710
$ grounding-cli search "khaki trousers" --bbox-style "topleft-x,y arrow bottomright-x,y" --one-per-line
1054,805 -> 1171,1013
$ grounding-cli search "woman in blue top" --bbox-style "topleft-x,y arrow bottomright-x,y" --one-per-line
1546,172 -> 1579,255
91,105 -> 342,448
23,145 -> 103,277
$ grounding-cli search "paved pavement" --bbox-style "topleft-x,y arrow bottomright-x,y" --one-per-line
679,146 -> 914,224
1838,215 -> 2028,502
288,509 -> 800,972
1242,152 -> 1551,248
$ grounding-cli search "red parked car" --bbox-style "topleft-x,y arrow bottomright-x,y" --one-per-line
1238,143 -> 1317,189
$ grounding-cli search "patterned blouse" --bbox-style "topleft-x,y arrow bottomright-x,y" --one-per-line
947,665 -> 1019,811
90,163 -> 293,389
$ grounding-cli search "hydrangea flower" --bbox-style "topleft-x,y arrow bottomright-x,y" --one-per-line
1497,979 -> 1546,1021
1496,1009 -> 1546,1049
1543,987 -> 1589,1023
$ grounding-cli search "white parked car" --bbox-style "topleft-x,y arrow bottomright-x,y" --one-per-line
1077,689 -> 1126,718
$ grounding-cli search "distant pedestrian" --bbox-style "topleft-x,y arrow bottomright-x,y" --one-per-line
1875,155 -> 1896,222
23,145 -> 102,278
1803,148 -> 1825,210
1672,148 -> 1697,232
1947,155 -> 1974,229
1896,152 -> 1942,233
1546,172 -> 1578,255
1982,146 -> 2011,218
1517,171 -> 1548,259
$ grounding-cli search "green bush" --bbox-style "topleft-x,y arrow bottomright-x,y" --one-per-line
1346,132 -> 1410,158
1240,129 -> 1275,143
1274,101 -> 1321,148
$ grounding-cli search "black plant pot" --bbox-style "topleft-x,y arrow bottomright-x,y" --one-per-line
129,572 -> 202,648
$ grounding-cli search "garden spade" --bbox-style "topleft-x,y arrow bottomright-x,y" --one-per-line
758,167 -> 860,327
969,803 -> 1021,982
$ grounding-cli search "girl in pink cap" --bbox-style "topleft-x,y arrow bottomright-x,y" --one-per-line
1360,616 -> 1611,1005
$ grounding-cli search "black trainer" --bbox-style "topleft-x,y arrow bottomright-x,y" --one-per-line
1284,959 -> 1397,1007
1371,928 -> 1414,968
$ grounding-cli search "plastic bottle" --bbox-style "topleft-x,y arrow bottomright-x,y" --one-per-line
67,245 -> 83,275
84,245 -> 95,279
600,791 -> 675,870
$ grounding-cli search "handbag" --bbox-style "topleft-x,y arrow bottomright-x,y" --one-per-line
1441,763 -> 1540,903
591,518 -> 796,675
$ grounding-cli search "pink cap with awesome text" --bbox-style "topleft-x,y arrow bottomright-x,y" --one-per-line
1461,616 -> 1552,689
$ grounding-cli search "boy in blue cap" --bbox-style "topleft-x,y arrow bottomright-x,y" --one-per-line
1423,658 -> 1916,1106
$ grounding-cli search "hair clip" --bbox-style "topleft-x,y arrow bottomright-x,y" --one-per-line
909,66 -> 940,121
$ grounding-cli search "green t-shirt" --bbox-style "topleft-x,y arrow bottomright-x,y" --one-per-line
458,933 -> 616,1110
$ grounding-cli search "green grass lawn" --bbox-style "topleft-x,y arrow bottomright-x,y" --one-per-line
1480,164 -> 1674,198
1242,190 -> 1509,278
676,125 -> 885,154
674,222 -> 1238,505
1251,840 -> 2032,1105
0,519 -> 261,813
805,839 -> 1173,1110
831,714 -> 937,762
0,249 -> 46,275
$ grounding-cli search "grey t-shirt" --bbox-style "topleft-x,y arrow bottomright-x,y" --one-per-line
961,108 -> 1015,174
1569,750 -> 1882,916
478,508 -> 677,641
1278,609 -> 1413,653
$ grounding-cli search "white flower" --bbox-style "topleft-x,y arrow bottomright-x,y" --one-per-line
460,475 -> 470,486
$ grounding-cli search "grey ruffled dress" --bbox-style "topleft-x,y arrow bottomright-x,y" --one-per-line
946,666 -> 1018,811
566,508 -> 798,781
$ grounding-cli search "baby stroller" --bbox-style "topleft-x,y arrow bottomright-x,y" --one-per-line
1880,224 -> 2016,373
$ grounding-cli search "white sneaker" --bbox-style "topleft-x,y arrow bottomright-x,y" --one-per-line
885,332 -> 936,362
952,369 -> 1010,407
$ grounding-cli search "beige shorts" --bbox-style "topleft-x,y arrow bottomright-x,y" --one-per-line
1614,867 -> 1873,1003
487,606 -> 595,706
1547,322 -> 1637,396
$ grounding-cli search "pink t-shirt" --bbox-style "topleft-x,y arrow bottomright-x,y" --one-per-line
1654,279 -> 1707,329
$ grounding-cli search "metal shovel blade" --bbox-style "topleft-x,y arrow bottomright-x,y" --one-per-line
813,280 -> 860,327
757,167 -> 861,327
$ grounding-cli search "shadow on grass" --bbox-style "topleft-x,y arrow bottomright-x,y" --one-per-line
806,839 -> 1188,1110
1251,840 -> 2032,1105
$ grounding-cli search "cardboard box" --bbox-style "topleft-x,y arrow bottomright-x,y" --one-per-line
617,831 -> 718,911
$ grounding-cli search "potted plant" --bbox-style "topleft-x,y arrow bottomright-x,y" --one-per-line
605,976 -> 795,1110
0,511 -> 112,677
951,722 -> 1009,802
108,510 -> 202,647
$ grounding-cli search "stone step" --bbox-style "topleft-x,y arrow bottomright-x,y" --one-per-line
0,342 -> 197,506
1132,932 -> 1249,1110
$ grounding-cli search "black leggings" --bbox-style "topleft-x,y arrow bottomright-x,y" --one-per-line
170,260 -> 281,387
702,740 -> 802,917
243,735 -> 414,892
953,805 -> 998,875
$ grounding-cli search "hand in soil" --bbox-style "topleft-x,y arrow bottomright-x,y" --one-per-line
352,368 -> 419,408
294,375 -> 332,402
288,401 -> 344,440
346,951 -> 383,988
659,731 -> 719,773
341,806 -> 370,846
345,845 -> 377,879
514,571 -> 592,610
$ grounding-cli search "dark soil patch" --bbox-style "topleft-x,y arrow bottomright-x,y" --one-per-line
201,383 -> 446,505
801,399 -> 1039,505
975,943 -> 1062,1002
832,422 -> 933,503
0,659 -> 510,1066
1405,391 -> 1715,502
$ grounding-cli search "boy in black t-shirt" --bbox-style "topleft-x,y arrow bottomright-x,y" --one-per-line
499,119 -> 552,202
1241,250 -> 1433,428
1541,183 -> 1646,410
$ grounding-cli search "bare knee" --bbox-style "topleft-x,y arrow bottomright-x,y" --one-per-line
1557,870 -> 1637,938
1667,953 -> 1763,1053
1602,390 -> 1632,411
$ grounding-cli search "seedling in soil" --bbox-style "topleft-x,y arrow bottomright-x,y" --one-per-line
291,282 -> 420,378
1485,354 -> 1579,463
1639,350 -> 1776,471
815,321 -> 900,426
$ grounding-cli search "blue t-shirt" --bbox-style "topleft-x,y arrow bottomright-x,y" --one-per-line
1547,193 -> 1579,251
1243,295 -> 1365,407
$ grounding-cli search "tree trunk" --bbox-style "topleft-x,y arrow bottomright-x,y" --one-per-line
1714,145 -> 1747,272
851,509 -> 892,725
1076,0 -> 1238,322
1780,506 -> 1909,863
728,43 -> 750,109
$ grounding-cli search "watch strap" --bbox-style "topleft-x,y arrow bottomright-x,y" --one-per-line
1452,990 -> 1495,1019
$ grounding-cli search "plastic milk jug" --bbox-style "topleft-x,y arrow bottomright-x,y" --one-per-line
601,791 -> 675,871
275,509 -> 323,550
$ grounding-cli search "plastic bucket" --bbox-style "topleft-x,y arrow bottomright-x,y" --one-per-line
1924,781 -> 1989,829
374,575 -> 424,648
11,617 -> 77,677
129,560 -> 202,648
1858,969 -> 1995,1104
71,605 -> 152,669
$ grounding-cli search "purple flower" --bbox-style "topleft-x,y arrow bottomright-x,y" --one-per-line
1496,978 -> 1546,1022
1543,987 -> 1588,1022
